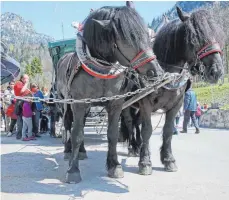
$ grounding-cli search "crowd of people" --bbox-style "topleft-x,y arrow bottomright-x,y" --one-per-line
1,74 -> 52,141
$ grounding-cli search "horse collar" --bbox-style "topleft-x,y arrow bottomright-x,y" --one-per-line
76,31 -> 127,79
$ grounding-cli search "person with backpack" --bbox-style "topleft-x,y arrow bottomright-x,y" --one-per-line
3,81 -> 15,134
5,99 -> 17,137
21,96 -> 36,141
195,102 -> 203,126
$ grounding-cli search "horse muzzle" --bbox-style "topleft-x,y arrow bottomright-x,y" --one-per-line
207,63 -> 223,83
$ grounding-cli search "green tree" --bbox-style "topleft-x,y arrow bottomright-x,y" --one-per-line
30,57 -> 43,76
24,57 -> 43,78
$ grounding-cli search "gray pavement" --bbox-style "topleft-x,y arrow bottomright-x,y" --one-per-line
1,116 -> 229,200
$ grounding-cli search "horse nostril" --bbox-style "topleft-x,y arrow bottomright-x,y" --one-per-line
210,68 -> 216,77
147,70 -> 155,77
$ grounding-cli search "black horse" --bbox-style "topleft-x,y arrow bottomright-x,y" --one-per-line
56,5 -> 163,183
119,7 -> 225,172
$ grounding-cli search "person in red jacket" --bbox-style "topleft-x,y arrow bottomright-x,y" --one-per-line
195,102 -> 203,126
14,74 -> 31,139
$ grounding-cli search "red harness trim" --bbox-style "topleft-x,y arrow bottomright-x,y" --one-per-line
197,42 -> 222,59
81,48 -> 156,79
131,48 -> 157,70
81,63 -> 120,79
133,56 -> 156,70
131,48 -> 148,63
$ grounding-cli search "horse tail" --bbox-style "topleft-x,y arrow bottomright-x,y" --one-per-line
118,114 -> 130,143
118,107 -> 141,145
133,109 -> 142,147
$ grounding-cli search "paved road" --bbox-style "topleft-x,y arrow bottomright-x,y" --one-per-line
1,116 -> 229,200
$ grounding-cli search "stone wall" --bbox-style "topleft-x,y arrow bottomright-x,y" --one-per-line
200,109 -> 229,129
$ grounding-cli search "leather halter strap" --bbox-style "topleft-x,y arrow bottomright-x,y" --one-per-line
131,48 -> 156,70
197,42 -> 222,60
113,44 -> 156,70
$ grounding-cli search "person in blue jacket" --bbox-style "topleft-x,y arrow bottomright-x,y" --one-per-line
31,83 -> 44,137
181,79 -> 200,134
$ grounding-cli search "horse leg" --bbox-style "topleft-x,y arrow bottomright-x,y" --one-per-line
64,139 -> 87,161
135,123 -> 142,154
106,100 -> 124,178
63,104 -> 73,160
64,138 -> 72,160
65,113 -> 88,161
121,108 -> 137,157
160,97 -> 183,172
133,110 -> 142,155
138,98 -> 152,175
78,141 -> 88,160
65,105 -> 86,183
78,113 -> 88,160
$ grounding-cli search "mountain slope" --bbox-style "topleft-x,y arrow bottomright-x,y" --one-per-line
1,12 -> 54,81
151,1 -> 229,31
1,12 -> 54,46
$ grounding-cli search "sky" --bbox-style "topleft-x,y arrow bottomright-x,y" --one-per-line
1,1 -> 176,40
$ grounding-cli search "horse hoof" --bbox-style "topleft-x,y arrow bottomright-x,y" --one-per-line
128,151 -> 136,157
64,153 -> 71,161
128,151 -> 139,157
128,148 -> 139,157
108,165 -> 124,178
78,152 -> 88,160
164,161 -> 178,172
65,172 -> 82,184
139,164 -> 152,175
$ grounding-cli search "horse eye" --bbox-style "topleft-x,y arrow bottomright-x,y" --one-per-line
130,33 -> 135,41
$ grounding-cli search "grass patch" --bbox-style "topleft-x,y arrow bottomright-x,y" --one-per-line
193,83 -> 229,109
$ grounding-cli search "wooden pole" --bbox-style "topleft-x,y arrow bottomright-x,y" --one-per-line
122,77 -> 173,110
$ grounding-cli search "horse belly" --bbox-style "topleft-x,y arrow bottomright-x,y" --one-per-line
69,70 -> 125,101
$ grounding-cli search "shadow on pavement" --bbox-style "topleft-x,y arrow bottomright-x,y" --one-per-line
1,150 -> 129,197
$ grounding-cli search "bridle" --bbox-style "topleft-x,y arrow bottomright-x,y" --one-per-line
190,42 -> 222,76
197,42 -> 222,60
113,44 -> 156,70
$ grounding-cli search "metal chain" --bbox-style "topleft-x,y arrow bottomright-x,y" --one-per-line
13,72 -> 185,104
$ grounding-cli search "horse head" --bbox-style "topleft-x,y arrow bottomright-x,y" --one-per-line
176,7 -> 225,83
82,6 -> 164,78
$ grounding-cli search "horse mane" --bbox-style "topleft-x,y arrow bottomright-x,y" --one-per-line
83,6 -> 149,62
153,9 -> 225,66
153,19 -> 186,65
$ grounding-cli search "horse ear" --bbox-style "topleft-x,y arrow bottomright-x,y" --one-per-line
126,1 -> 135,9
163,14 -> 169,24
92,19 -> 112,30
176,6 -> 190,22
